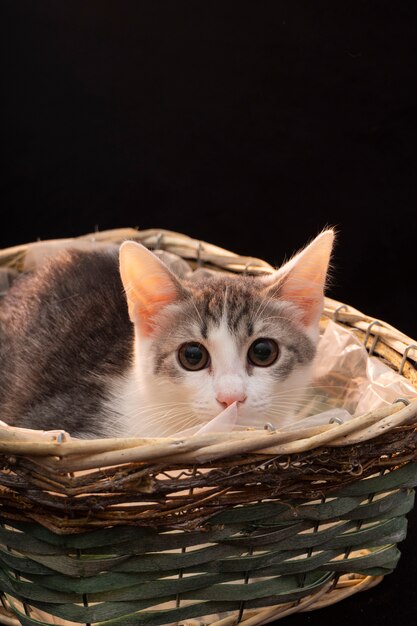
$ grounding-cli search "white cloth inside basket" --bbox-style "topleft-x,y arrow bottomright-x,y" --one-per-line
176,320 -> 417,437
315,320 -> 417,415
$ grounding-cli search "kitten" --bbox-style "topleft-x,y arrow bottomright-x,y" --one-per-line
0,231 -> 333,438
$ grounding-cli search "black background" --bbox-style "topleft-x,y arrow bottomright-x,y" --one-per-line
1,2 -> 417,624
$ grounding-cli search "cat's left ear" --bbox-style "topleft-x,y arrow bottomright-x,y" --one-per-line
263,230 -> 334,333
119,241 -> 184,335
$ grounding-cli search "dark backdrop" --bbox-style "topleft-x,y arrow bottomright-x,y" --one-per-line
1,2 -> 417,625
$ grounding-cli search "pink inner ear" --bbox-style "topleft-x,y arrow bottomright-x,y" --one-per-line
267,231 -> 334,328
279,275 -> 324,326
132,274 -> 179,335
119,241 -> 182,336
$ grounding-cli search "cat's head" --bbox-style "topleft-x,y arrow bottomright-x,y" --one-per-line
119,231 -> 334,436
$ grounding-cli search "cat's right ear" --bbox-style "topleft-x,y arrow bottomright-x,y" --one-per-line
119,241 -> 183,335
261,230 -> 334,334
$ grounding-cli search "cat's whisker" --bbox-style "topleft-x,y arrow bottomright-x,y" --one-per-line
257,314 -> 297,323
120,400 -> 191,411
267,383 -> 351,395
250,295 -> 277,326
266,396 -> 311,406
187,297 -> 204,328
141,412 -> 200,436
128,407 -> 198,426
267,400 -> 314,407
122,406 -> 193,423
116,402 -> 190,418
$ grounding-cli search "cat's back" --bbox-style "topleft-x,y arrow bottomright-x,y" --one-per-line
0,247 -> 134,436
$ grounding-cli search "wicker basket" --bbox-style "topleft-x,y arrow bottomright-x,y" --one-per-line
0,228 -> 416,626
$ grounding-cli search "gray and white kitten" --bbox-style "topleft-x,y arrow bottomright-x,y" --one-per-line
0,231 -> 333,438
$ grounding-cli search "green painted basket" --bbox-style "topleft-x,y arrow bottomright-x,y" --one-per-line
0,228 -> 416,626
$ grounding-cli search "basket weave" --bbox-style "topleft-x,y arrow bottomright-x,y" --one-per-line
0,228 -> 416,626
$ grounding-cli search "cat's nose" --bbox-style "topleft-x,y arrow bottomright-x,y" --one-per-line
216,392 -> 247,408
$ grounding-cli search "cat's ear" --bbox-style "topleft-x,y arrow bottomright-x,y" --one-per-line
263,230 -> 334,331
119,241 -> 183,335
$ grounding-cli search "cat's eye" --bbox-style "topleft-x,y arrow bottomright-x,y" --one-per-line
178,342 -> 210,371
248,338 -> 279,367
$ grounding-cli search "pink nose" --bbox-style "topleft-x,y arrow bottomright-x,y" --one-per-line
216,392 -> 247,408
